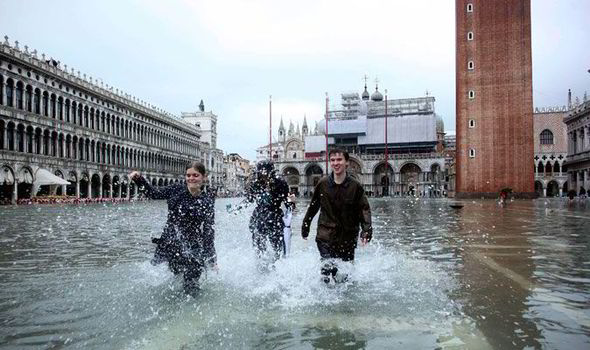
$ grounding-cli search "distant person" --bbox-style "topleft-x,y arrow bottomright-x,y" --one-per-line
499,188 -> 511,206
301,148 -> 372,283
245,160 -> 293,267
129,162 -> 216,297
282,192 -> 297,257
567,189 -> 576,207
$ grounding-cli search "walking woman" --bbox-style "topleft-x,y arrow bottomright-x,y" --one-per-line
129,161 -> 216,296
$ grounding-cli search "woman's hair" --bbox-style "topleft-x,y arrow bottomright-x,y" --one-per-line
186,161 -> 207,175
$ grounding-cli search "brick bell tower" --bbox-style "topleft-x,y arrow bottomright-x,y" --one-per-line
456,0 -> 535,198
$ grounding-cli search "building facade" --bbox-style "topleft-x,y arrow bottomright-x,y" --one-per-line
455,0 -> 535,198
564,98 -> 590,194
222,153 -> 250,196
181,103 -> 225,187
0,37 -> 204,203
259,85 -> 453,198
533,106 -> 569,197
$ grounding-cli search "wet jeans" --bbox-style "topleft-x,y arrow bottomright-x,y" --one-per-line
316,240 -> 354,280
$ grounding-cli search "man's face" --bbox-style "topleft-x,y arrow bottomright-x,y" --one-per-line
329,153 -> 348,176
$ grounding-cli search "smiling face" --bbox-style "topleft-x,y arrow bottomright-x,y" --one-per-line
329,152 -> 348,177
185,167 -> 205,190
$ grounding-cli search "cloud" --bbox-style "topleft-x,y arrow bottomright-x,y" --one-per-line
181,0 -> 454,63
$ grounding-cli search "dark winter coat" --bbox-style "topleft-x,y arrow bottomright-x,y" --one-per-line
301,173 -> 372,250
134,176 -> 216,267
245,174 -> 290,236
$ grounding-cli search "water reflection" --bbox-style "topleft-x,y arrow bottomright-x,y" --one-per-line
0,198 -> 588,349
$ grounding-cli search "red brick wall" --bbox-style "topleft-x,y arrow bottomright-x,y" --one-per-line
456,0 -> 534,197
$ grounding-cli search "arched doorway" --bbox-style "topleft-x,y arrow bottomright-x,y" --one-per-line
373,162 -> 393,197
400,163 -> 422,196
305,163 -> 323,197
0,165 -> 15,204
91,174 -> 101,198
102,174 -> 111,198
17,167 -> 34,199
80,173 -> 90,198
282,166 -> 300,195
547,180 -> 559,197
67,171 -> 77,197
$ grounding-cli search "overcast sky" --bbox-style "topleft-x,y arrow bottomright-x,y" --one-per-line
1,0 -> 588,161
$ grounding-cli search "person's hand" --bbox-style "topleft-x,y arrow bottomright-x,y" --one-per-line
287,193 -> 296,203
129,171 -> 140,181
360,232 -> 370,246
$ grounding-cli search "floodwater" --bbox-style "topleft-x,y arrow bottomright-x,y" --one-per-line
0,198 -> 589,349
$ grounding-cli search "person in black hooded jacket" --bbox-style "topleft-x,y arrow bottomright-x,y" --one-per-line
245,160 -> 293,266
130,161 -> 216,296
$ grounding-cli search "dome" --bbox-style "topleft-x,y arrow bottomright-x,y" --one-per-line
371,87 -> 383,101
361,85 -> 370,100
436,115 -> 445,133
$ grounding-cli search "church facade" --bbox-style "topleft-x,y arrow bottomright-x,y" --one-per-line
257,84 -> 453,197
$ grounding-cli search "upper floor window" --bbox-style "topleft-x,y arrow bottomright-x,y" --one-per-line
467,32 -> 474,40
467,3 -> 473,12
468,60 -> 474,70
468,90 -> 475,99
540,129 -> 554,145
469,119 -> 476,128
469,149 -> 476,158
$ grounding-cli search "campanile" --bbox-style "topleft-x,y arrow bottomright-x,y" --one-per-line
456,0 -> 535,198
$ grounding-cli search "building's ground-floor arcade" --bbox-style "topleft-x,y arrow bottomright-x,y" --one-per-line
277,153 -> 449,198
0,161 -> 184,204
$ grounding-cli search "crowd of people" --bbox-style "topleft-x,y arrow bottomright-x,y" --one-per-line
14,196 -> 142,205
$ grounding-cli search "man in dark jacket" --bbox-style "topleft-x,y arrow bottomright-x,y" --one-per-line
246,160 -> 292,266
301,148 -> 372,283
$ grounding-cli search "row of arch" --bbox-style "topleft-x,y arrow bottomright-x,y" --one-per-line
535,160 -> 565,176
0,119 -> 192,173
534,180 -> 567,197
0,164 -> 183,202
280,160 -> 447,197
0,74 -> 199,154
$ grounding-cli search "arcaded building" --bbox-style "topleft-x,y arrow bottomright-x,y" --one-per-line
0,37 -> 205,203
564,98 -> 590,194
533,106 -> 569,197
455,0 -> 534,198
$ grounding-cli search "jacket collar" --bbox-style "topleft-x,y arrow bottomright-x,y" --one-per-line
328,172 -> 351,188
